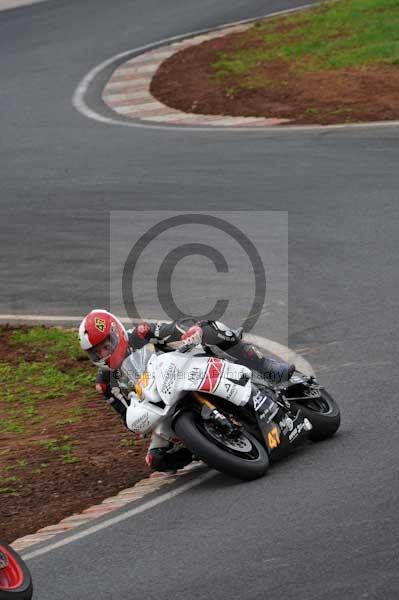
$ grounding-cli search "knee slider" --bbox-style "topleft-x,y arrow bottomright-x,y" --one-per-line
146,448 -> 170,471
147,447 -> 193,472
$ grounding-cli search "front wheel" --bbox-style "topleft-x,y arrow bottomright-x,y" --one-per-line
291,389 -> 340,442
174,410 -> 269,481
0,541 -> 33,600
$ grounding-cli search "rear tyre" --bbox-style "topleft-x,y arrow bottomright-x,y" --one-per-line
0,541 -> 33,600
291,389 -> 340,442
174,410 -> 269,481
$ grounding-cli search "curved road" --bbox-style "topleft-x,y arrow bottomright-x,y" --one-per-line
1,1 -> 399,598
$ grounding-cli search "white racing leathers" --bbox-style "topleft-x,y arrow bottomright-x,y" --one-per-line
125,345 -> 252,444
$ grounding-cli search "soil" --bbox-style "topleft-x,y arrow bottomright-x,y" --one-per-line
150,30 -> 399,125
0,327 -> 151,544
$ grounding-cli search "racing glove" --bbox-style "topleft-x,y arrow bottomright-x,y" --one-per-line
180,325 -> 203,348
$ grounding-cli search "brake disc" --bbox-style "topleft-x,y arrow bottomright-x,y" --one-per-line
204,423 -> 252,452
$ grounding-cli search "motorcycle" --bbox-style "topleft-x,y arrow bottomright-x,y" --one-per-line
123,343 -> 340,481
0,540 -> 33,600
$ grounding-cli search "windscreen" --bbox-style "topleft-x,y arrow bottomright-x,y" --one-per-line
120,344 -> 155,388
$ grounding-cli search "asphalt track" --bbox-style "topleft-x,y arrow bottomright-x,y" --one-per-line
1,0 -> 399,598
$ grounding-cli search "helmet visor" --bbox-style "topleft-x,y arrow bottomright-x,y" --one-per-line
87,329 -> 120,365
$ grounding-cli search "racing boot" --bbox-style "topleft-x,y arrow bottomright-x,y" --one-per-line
226,340 -> 295,384
260,356 -> 295,384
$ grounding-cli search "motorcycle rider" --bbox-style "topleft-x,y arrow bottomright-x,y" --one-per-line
79,309 -> 295,472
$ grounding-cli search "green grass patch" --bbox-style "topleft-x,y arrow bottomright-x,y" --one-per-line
0,487 -> 17,495
0,475 -> 19,494
55,406 -> 91,427
38,436 -> 80,464
0,419 -> 25,434
0,476 -> 19,484
120,438 -> 138,448
31,463 -> 50,475
0,327 -> 94,437
10,327 -> 87,361
212,0 -> 399,82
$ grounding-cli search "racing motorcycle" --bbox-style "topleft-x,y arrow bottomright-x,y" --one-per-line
0,540 -> 33,600
123,343 -> 340,481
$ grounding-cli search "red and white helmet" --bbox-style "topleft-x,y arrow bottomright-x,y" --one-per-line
79,309 -> 129,371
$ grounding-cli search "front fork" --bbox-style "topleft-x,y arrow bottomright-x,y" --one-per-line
193,392 -> 236,434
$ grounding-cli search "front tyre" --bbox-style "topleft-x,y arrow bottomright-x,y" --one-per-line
0,541 -> 33,600
174,411 -> 269,481
291,389 -> 340,442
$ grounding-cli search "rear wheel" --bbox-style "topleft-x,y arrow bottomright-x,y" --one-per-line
0,541 -> 33,600
291,389 -> 340,442
174,410 -> 269,481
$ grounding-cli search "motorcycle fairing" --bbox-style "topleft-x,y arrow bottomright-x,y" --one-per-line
253,392 -> 310,460
126,347 -> 253,436
152,348 -> 252,407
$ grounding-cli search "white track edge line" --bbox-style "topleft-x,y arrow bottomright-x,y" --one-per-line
0,0 -> 48,11
22,471 -> 216,560
72,2 -> 399,134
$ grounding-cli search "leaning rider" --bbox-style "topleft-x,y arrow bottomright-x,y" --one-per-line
79,309 -> 295,473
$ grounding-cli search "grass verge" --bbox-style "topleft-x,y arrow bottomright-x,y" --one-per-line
0,327 -> 91,437
0,326 -> 150,543
150,0 -> 399,124
212,0 -> 399,81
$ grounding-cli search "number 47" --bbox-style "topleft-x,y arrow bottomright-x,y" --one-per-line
267,427 -> 280,449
